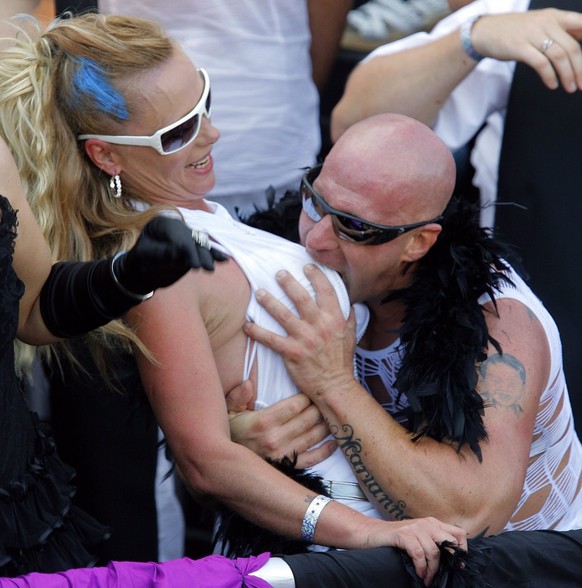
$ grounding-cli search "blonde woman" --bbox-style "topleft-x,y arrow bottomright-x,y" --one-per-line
0,13 -> 468,586
0,127 -> 223,579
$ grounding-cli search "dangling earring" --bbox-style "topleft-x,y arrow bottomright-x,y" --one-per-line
109,174 -> 122,198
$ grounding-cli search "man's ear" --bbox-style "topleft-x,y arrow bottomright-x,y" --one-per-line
402,224 -> 442,263
83,139 -> 121,176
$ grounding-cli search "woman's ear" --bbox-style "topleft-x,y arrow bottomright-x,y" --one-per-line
83,139 -> 121,176
402,223 -> 442,263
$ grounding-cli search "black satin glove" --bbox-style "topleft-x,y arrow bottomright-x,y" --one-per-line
114,216 -> 227,296
40,217 -> 228,338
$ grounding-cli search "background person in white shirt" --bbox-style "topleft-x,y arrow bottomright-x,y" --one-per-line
331,0 -> 582,430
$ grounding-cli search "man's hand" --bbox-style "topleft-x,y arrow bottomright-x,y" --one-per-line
472,9 -> 582,92
243,264 -> 357,400
363,516 -> 469,587
226,382 -> 336,469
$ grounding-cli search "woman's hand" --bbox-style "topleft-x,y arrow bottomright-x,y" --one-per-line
117,217 -> 228,295
472,9 -> 582,92
226,383 -> 336,469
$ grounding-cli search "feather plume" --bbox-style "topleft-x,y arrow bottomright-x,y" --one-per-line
389,198 -> 519,460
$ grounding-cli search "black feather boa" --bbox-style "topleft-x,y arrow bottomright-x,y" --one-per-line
238,188 -> 302,243
403,533 -> 491,588
388,197 -> 518,460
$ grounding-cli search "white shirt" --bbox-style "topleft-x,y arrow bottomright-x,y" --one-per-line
356,264 -> 582,531
178,202 -> 378,520
365,0 -> 530,228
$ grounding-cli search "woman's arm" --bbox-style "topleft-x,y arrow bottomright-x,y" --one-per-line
0,138 -> 224,344
130,273 -> 467,586
0,138 -> 53,341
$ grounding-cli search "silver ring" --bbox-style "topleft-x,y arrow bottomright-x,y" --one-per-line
192,229 -> 211,250
540,37 -> 554,54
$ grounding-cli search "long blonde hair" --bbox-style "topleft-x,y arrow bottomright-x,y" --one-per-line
0,13 -> 180,373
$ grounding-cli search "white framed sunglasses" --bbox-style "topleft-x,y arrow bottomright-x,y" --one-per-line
78,68 -> 211,155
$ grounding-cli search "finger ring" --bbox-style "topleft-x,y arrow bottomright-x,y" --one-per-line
540,37 -> 554,54
192,229 -> 211,250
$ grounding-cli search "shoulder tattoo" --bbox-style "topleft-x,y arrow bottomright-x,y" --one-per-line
477,353 -> 526,415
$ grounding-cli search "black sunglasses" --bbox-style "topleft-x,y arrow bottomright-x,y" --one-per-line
300,165 -> 443,246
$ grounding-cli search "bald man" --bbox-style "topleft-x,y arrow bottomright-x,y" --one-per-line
232,113 -> 582,538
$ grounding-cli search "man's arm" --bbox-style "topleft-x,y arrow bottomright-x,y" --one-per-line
307,0 -> 352,93
243,266 -> 549,535
332,7 -> 582,141
130,274 -> 467,585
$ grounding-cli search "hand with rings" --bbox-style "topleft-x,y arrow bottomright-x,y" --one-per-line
192,229 -> 211,250
540,37 -> 555,55
466,8 -> 582,93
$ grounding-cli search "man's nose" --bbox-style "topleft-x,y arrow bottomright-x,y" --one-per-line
304,213 -> 339,252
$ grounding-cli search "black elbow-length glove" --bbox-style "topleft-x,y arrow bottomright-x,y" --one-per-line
40,216 -> 227,338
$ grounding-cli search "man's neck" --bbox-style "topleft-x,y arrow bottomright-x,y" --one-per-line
359,300 -> 404,351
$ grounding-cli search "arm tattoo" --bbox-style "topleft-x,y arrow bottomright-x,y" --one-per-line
330,423 -> 411,520
477,353 -> 526,415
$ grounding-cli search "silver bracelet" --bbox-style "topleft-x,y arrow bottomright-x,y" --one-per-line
300,495 -> 332,543
460,15 -> 484,62
110,251 -> 154,302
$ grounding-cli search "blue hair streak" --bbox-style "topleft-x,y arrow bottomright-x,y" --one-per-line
72,57 -> 128,120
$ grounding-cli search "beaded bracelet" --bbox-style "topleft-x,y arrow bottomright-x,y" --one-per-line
111,251 -> 155,302
300,495 -> 332,543
460,15 -> 484,62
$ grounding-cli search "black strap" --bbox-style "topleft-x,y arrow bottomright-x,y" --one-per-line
39,258 -> 141,338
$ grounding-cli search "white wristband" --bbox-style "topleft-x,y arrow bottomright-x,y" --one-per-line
300,495 -> 332,543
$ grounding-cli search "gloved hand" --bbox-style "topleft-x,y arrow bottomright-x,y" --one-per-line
114,216 -> 228,296
40,217 -> 228,338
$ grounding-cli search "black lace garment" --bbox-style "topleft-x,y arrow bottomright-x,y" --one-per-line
0,195 -> 109,577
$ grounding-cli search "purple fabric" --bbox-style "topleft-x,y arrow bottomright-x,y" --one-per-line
0,554 -> 272,587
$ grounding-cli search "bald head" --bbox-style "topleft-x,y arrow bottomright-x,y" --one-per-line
322,113 -> 456,224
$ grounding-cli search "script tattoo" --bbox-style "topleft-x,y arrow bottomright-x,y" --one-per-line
478,353 -> 526,415
331,423 -> 410,520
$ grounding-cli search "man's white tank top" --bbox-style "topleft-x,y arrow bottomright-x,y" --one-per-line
179,202 -> 379,519
356,264 -> 582,531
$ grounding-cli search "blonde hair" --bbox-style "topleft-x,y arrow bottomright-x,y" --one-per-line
0,13 -> 180,374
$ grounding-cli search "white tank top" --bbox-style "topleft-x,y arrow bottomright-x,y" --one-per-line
178,202 -> 379,519
356,264 -> 582,531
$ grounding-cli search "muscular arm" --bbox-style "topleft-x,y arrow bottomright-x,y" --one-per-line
332,8 -> 582,141
243,267 -> 549,535
307,0 -> 352,93
332,29 -> 475,141
129,270 -> 467,583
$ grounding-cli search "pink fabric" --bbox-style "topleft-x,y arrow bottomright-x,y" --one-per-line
0,554 -> 272,587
